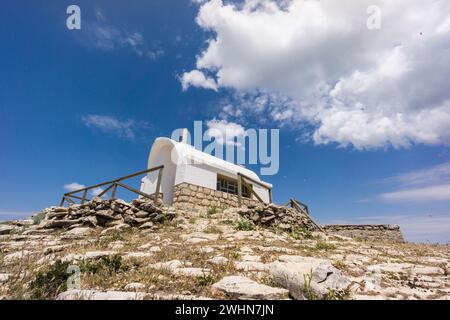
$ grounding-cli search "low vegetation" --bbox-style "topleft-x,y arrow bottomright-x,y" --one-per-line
234,218 -> 256,231
29,260 -> 71,299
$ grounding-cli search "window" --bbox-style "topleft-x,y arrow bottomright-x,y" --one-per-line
216,175 -> 251,198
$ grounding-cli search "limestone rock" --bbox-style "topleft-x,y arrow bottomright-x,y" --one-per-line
3,250 -> 32,264
57,289 -> 146,300
124,283 -> 146,291
123,252 -> 153,260
148,260 -> 184,271
172,268 -> 212,277
83,251 -> 116,260
0,225 -> 15,235
208,256 -> 229,265
211,276 -> 289,299
269,257 -> 353,299
64,227 -> 93,236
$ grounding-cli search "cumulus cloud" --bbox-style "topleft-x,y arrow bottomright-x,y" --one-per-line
182,0 -> 450,149
181,70 -> 218,91
90,187 -> 105,196
205,119 -> 245,146
63,182 -> 86,192
81,114 -> 148,140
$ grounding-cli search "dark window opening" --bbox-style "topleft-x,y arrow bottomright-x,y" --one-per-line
216,175 -> 251,198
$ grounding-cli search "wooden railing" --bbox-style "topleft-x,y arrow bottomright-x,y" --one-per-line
286,198 -> 325,232
237,172 -> 272,207
60,165 -> 164,206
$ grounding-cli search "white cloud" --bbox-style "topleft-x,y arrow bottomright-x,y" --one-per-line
63,182 -> 86,192
183,0 -> 450,149
371,162 -> 450,203
82,114 -> 146,140
181,70 -> 218,91
205,119 -> 245,146
83,10 -> 163,59
91,187 -> 105,196
379,184 -> 450,203
63,183 -> 104,197
378,161 -> 450,187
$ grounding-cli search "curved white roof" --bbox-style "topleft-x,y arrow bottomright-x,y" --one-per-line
148,137 -> 272,188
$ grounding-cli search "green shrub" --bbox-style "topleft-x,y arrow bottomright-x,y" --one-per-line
290,226 -> 313,240
196,273 -> 218,287
234,219 -> 256,231
82,255 -> 128,276
314,240 -> 336,251
29,260 -> 71,299
207,207 -> 222,216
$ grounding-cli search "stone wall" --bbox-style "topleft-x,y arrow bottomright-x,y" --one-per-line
323,224 -> 405,243
172,182 -> 261,212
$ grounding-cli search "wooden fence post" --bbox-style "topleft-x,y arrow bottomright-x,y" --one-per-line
237,173 -> 242,207
155,167 -> 164,201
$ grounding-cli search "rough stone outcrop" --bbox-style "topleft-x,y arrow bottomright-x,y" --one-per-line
36,197 -> 176,231
237,203 -> 321,232
211,276 -> 289,299
269,256 -> 354,299
323,225 -> 405,243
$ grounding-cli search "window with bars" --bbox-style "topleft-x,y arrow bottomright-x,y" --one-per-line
216,175 -> 251,198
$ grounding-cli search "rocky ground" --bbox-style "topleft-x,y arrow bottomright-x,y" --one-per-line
0,198 -> 449,300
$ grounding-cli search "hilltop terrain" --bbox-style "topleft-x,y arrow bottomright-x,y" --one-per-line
0,198 -> 449,300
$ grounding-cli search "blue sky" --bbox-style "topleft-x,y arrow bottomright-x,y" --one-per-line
1,0 -> 449,243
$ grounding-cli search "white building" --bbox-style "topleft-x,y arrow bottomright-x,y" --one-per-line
140,136 -> 272,210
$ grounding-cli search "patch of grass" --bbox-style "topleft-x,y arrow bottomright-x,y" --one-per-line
98,231 -> 126,247
290,226 -> 313,240
234,219 -> 256,231
207,207 -> 222,216
81,255 -> 128,276
303,272 -> 319,300
196,273 -> 219,287
259,275 -> 277,287
332,260 -> 347,271
314,240 -> 336,251
229,251 -> 241,260
326,288 -> 352,300
29,260 -> 71,299
189,217 -> 197,224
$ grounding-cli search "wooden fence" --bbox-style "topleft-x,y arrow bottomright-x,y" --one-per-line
236,172 -> 272,206
60,165 -> 164,206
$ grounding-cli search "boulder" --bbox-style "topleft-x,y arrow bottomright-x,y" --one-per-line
211,276 -> 289,299
208,256 -> 229,265
124,283 -> 146,291
39,219 -> 81,229
0,225 -> 15,235
269,257 -> 353,299
172,268 -> 212,277
64,227 -> 93,236
83,251 -> 116,260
